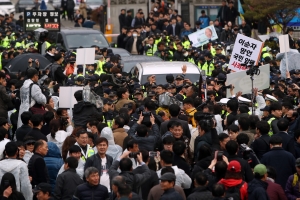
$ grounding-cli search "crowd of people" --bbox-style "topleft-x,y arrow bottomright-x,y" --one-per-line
0,0 -> 300,200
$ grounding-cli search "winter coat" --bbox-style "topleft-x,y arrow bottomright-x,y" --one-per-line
73,182 -> 108,200
54,168 -> 84,200
46,125 -> 73,154
218,178 -> 248,200
157,166 -> 192,189
16,125 -> 32,142
73,101 -> 101,127
285,174 -> 300,200
251,134 -> 270,160
0,159 -> 33,200
112,128 -> 128,149
57,158 -> 84,179
248,178 -> 270,200
266,179 -> 287,200
187,186 -> 213,200
26,128 -> 48,142
79,2 -> 87,19
44,142 -> 64,192
17,79 -> 46,128
273,131 -> 295,157
127,123 -> 160,151
148,184 -> 186,200
0,85 -> 12,119
161,188 -> 184,200
97,127 -> 122,160
261,147 -> 296,189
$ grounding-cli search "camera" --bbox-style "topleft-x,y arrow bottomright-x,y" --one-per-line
240,143 -> 254,161
246,65 -> 260,76
194,112 -> 214,124
149,151 -> 157,157
142,111 -> 151,116
4,180 -> 9,189
217,151 -> 223,161
129,152 -> 140,158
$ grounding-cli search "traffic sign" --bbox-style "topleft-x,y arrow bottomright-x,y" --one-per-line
23,10 -> 61,32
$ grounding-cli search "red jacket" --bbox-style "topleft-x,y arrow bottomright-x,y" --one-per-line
266,179 -> 287,200
219,178 -> 248,200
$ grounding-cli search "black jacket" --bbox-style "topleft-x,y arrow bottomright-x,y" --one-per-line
117,33 -> 126,49
125,15 -> 133,27
251,134 -> 270,160
125,36 -> 143,55
53,168 -> 84,200
73,182 -> 108,200
84,154 -> 113,177
227,155 -> 254,183
54,64 -> 67,85
16,125 -> 32,141
217,5 -> 229,22
187,186 -> 213,200
239,24 -> 252,37
28,153 -> 50,187
26,128 -> 48,141
173,154 -> 191,177
161,188 -> 184,200
173,50 -> 186,61
44,53 -> 55,63
119,14 -> 126,29
274,131 -> 295,157
73,101 -> 101,127
167,24 -> 181,36
132,167 -> 159,200
261,147 -> 296,189
227,7 -> 239,24
248,178 -> 270,200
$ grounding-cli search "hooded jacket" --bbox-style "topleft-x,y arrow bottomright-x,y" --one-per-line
218,178 -> 248,200
0,159 -> 33,200
97,127 -> 122,160
247,178 -> 270,200
17,79 -> 46,128
73,101 -> 101,127
44,142 -> 64,192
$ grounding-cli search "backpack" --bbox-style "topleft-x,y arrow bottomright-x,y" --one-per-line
225,181 -> 245,200
119,171 -> 138,193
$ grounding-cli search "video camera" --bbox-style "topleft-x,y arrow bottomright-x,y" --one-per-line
245,64 -> 260,76
240,143 -> 254,161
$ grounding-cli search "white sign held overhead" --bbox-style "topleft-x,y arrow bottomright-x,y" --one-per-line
59,86 -> 83,109
279,35 -> 290,53
228,33 -> 263,72
75,48 -> 95,65
226,64 -> 270,98
278,34 -> 290,71
188,25 -> 218,47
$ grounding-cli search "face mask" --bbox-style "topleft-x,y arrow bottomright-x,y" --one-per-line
87,128 -> 91,132
183,52 -> 188,57
154,8 -> 158,12
133,33 -> 137,37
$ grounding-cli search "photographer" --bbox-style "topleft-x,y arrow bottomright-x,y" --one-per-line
127,113 -> 160,151
237,133 -> 259,168
27,58 -> 40,72
108,151 -> 151,196
173,43 -> 187,61
154,42 -> 173,61
50,53 -> 67,86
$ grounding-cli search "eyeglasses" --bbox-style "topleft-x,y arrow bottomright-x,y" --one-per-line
26,142 -> 35,146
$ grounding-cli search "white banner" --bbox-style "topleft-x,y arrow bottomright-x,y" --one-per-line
228,33 -> 263,72
188,25 -> 218,47
59,86 -> 83,108
226,64 -> 270,98
76,48 -> 95,65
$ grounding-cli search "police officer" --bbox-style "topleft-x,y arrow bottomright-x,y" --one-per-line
154,42 -> 173,61
201,52 -> 215,76
144,36 -> 156,56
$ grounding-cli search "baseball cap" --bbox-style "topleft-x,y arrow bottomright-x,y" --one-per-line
109,91 -> 117,97
33,183 -> 52,194
296,158 -> 300,167
227,160 -> 241,172
103,98 -> 113,105
217,98 -> 230,105
148,91 -> 156,97
167,84 -> 176,89
103,88 -> 111,94
159,172 -> 176,181
134,90 -> 143,95
76,76 -> 85,82
175,75 -> 184,80
260,106 -> 270,112
217,73 -> 226,81
253,164 -> 267,176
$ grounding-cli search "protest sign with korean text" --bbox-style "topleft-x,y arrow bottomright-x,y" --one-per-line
188,25 -> 218,47
228,33 -> 263,72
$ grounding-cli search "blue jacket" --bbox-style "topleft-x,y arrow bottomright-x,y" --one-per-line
73,182 -> 108,200
44,142 -> 64,192
198,15 -> 210,28
261,147 -> 296,189
83,20 -> 96,28
248,178 -> 270,200
180,29 -> 193,39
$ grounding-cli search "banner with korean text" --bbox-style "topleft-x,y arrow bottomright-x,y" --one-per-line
228,33 -> 263,72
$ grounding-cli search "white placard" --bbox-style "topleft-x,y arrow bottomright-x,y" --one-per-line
279,35 -> 290,53
188,25 -> 218,47
75,48 -> 95,65
228,33 -> 263,72
258,35 -> 269,42
59,86 -> 83,108
226,64 -> 270,98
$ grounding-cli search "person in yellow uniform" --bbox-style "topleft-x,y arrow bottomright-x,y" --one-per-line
201,52 -> 215,76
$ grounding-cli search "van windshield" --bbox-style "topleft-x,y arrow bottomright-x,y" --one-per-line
66,33 -> 109,48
